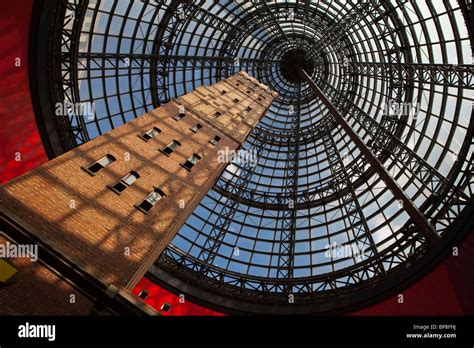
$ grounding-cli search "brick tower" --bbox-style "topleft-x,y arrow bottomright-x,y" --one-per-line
0,72 -> 277,314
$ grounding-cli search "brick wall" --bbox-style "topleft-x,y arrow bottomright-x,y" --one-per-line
178,71 -> 277,143
0,72 -> 276,294
0,234 -> 94,315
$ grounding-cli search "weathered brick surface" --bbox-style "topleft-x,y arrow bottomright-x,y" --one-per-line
0,235 -> 94,315
0,72 -> 277,294
177,71 -> 277,143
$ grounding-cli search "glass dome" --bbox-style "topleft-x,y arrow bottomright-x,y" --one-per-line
31,0 -> 473,314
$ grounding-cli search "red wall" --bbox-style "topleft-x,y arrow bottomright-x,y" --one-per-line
132,278 -> 225,316
0,0 -> 48,184
0,0 -> 471,316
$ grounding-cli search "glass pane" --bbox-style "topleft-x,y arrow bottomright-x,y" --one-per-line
189,155 -> 201,164
169,141 -> 180,150
146,191 -> 163,205
98,154 -> 115,167
123,172 -> 138,185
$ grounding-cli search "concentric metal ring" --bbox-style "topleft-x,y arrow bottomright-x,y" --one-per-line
31,0 -> 474,314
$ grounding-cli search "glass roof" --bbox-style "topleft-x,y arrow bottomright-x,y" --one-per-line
46,0 -> 473,313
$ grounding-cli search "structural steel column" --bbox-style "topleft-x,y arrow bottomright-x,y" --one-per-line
298,68 -> 440,244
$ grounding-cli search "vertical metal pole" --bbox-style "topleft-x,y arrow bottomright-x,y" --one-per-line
298,68 -> 440,244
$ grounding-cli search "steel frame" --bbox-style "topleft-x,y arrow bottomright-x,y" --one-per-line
30,0 -> 474,314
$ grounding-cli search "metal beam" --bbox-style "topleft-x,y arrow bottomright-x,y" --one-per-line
305,1 -> 380,60
275,85 -> 301,280
76,52 -> 280,70
197,128 -> 268,267
299,68 -> 440,244
321,123 -> 381,268
349,62 -> 474,89
319,79 -> 470,206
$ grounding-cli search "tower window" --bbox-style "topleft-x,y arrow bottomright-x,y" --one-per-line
135,188 -> 166,214
209,136 -> 221,146
161,303 -> 172,312
246,106 -> 252,112
82,154 -> 116,176
138,290 -> 149,300
233,98 -> 240,103
172,112 -> 186,121
160,140 -> 181,156
190,123 -> 203,133
221,90 -> 227,95
213,111 -> 222,118
181,154 -> 201,171
108,171 -> 140,194
139,127 -> 161,141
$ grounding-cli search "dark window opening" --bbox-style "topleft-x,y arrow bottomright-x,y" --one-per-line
160,140 -> 181,156
181,154 -> 201,171
108,171 -> 140,194
209,136 -> 221,146
82,154 -> 116,176
139,127 -> 161,141
135,188 -> 166,214
88,163 -> 103,173
213,111 -> 222,118
161,303 -> 172,312
233,98 -> 239,103
138,290 -> 149,300
246,106 -> 252,112
190,124 -> 203,133
173,112 -> 186,121
221,90 -> 227,95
